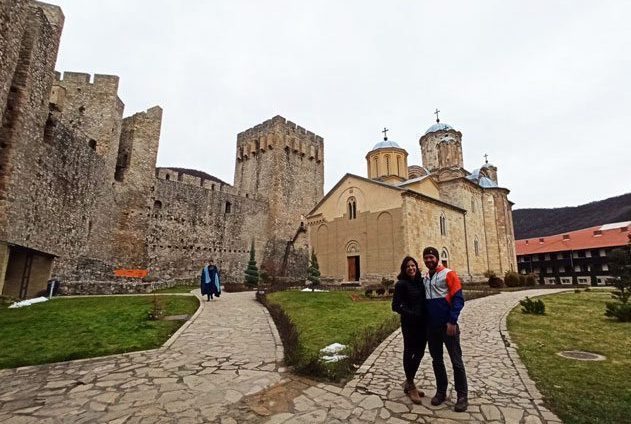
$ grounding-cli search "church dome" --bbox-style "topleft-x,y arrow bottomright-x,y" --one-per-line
372,139 -> 401,150
481,161 -> 496,168
424,122 -> 454,135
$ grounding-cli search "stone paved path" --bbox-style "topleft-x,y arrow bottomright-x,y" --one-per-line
223,289 -> 566,423
0,291 -> 284,423
0,289 -> 566,423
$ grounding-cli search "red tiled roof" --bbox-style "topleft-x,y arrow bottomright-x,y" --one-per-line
516,222 -> 631,255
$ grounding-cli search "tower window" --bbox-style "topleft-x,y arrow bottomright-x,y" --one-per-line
474,238 -> 480,256
385,155 -> 390,175
225,201 -> 232,214
347,197 -> 357,220
439,213 -> 447,236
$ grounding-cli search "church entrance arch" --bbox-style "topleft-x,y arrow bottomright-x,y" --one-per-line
346,240 -> 360,282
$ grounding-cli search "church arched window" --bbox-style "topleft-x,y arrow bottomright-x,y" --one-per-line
441,248 -> 449,267
373,156 -> 379,176
385,155 -> 391,175
474,237 -> 480,256
439,212 -> 447,236
397,155 -> 402,175
347,197 -> 357,220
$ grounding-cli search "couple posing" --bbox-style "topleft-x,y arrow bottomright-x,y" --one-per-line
391,246 -> 468,412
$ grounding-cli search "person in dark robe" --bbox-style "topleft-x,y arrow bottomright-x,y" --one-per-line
200,260 -> 221,301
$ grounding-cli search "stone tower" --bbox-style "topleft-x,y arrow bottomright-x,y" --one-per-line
419,120 -> 464,172
234,115 -> 324,274
366,136 -> 408,183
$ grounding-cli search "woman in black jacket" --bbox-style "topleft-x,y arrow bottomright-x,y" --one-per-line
391,255 -> 427,404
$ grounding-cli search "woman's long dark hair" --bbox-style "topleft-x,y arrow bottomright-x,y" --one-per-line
397,256 -> 421,281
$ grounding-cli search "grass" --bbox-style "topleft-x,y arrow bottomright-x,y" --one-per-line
267,291 -> 396,354
153,284 -> 197,293
265,291 -> 399,381
507,290 -> 631,424
0,295 -> 199,369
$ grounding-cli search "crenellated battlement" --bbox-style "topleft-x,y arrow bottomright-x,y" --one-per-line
155,168 -> 237,195
54,71 -> 120,95
237,115 -> 324,144
236,115 -> 324,163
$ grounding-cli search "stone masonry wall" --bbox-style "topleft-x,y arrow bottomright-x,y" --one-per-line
148,177 -> 268,284
234,115 -> 324,277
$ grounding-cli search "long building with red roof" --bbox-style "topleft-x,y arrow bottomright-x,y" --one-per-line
515,221 -> 631,284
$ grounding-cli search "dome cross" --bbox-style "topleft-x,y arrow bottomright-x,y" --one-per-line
434,108 -> 440,123
484,153 -> 489,164
382,127 -> 389,141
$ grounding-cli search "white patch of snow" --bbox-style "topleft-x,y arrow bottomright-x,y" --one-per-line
320,342 -> 346,354
300,288 -> 329,292
8,296 -> 49,308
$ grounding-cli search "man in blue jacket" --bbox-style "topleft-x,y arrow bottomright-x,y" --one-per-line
422,246 -> 468,412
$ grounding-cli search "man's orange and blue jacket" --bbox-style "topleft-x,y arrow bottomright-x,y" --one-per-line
423,264 -> 465,327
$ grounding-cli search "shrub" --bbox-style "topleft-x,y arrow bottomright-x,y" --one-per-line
518,274 -> 527,287
525,273 -> 537,286
520,296 -> 545,315
375,287 -> 385,296
504,271 -> 521,287
244,241 -> 260,287
604,302 -> 631,322
488,276 -> 504,288
307,252 -> 321,291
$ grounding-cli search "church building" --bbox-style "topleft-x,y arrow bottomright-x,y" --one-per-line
306,117 -> 517,283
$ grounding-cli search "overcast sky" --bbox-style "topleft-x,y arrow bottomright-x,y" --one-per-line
46,0 -> 630,209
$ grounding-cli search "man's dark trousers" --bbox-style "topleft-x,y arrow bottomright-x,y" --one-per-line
427,325 -> 468,397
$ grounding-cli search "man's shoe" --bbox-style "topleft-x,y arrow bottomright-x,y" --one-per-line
454,396 -> 468,412
408,387 -> 423,404
430,392 -> 446,406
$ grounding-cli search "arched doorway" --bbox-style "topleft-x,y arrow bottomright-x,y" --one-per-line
441,247 -> 449,267
346,240 -> 360,281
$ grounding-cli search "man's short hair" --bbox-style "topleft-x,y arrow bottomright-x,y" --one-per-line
423,246 -> 439,259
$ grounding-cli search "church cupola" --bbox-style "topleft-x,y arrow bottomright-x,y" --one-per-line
481,154 -> 498,184
366,127 -> 409,184
419,109 -> 464,172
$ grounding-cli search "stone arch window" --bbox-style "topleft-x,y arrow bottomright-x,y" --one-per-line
165,174 -> 170,181
211,184 -> 215,191
441,247 -> 449,267
397,155 -> 402,176
225,201 -> 232,214
373,156 -> 379,175
153,200 -> 162,209
88,139 -> 97,150
346,240 -> 360,254
385,154 -> 391,175
439,212 -> 447,236
347,197 -> 357,220
474,237 -> 480,256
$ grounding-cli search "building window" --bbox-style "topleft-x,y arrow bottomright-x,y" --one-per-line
397,155 -> 402,175
165,174 -> 170,181
385,155 -> 390,175
544,254 -> 551,260
441,248 -> 449,267
225,201 -> 231,214
559,266 -> 565,273
574,265 -> 581,272
532,255 -> 539,262
471,197 -> 475,213
586,250 -> 592,258
572,251 -> 579,259
602,264 -> 609,271
439,213 -> 447,236
557,253 -> 564,260
546,267 -> 553,273
474,238 -> 480,256
373,157 -> 379,175
599,249 -> 606,257
347,197 -> 357,220
153,200 -> 162,209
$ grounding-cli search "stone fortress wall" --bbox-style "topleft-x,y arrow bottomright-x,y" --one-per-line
0,0 -> 325,297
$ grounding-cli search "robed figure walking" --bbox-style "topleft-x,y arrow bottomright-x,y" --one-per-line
200,260 -> 221,301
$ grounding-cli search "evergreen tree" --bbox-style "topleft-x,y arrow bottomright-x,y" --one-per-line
307,252 -> 321,291
244,241 -> 260,287
605,236 -> 631,321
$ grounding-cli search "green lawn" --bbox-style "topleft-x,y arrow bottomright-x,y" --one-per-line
507,291 -> 631,424
153,284 -> 197,293
0,295 -> 199,369
267,291 -> 396,355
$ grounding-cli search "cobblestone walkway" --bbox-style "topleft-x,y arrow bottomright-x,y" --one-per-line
0,291 -> 284,423
223,289 -> 566,423
0,289 -> 565,423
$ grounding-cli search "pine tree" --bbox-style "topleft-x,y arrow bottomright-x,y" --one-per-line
605,236 -> 631,321
244,241 -> 260,287
307,252 -> 321,291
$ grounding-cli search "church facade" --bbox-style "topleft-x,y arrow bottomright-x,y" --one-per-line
307,121 -> 517,283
